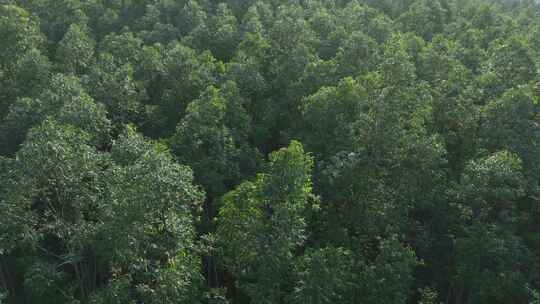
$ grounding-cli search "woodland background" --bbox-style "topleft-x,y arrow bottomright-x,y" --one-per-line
1,0 -> 540,303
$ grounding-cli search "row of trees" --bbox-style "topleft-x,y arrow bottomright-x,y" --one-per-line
1,0 -> 540,303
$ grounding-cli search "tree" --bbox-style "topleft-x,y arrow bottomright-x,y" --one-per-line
450,152 -> 531,303
338,2 -> 395,44
97,31 -> 143,66
480,35 -> 537,97
217,141 -> 314,303
455,151 -> 525,226
0,120 -> 206,303
420,35 -> 478,176
191,3 -> 239,60
453,224 -> 530,304
289,247 -> 356,304
0,118 -> 105,302
335,31 -> 380,77
0,74 -> 110,155
14,48 -> 52,98
23,0 -> 89,45
0,4 -> 44,119
84,53 -> 145,128
399,0 -> 448,41
172,82 -> 259,199
2,1 -> 540,303
480,87 -> 540,179
148,42 -> 220,136
56,24 -> 95,75
300,77 -> 368,158
93,126 -> 205,303
358,237 -> 417,304
0,5 -> 44,70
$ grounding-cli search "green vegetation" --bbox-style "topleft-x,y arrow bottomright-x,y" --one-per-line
1,0 -> 540,303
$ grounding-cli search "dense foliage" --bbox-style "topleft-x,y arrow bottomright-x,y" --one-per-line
1,0 -> 540,303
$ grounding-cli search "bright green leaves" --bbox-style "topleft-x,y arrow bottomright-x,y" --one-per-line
1,1 -> 540,303
236,4 -> 270,62
0,120 -> 205,303
218,140 -> 314,255
399,0 -> 449,41
341,2 -> 395,44
25,0 -> 89,45
480,87 -> 540,178
455,151 -> 525,224
0,119 -> 104,300
56,24 -> 95,75
480,36 -> 537,97
0,156 -> 27,255
263,141 -> 314,217
98,127 -> 205,303
0,5 -> 44,68
217,141 -> 314,303
420,35 -> 477,175
488,36 -> 536,85
144,42 -> 220,136
451,152 -> 531,304
0,76 -> 204,302
172,82 -> 259,198
295,30 -> 442,304
98,32 -> 144,66
301,77 -> 367,158
0,4 -> 45,118
14,48 -> 52,98
378,33 -> 417,86
289,247 -> 356,304
84,53 -> 144,127
195,3 -> 239,61
289,239 -> 416,304
335,31 -> 379,77
359,237 -> 417,304
0,74 -> 110,155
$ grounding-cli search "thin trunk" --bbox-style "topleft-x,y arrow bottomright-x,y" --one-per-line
81,261 -> 89,301
0,256 -> 16,302
0,256 -> 9,294
74,261 -> 86,301
93,255 -> 97,292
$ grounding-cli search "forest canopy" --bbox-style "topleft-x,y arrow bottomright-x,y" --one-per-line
1,0 -> 540,303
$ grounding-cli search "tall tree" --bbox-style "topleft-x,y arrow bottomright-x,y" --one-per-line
217,141 -> 314,303
0,4 -> 44,120
56,24 -> 95,75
